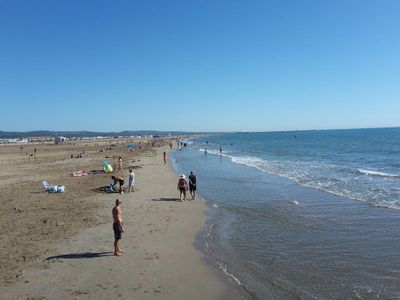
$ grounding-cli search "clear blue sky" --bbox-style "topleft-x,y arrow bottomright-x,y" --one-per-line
1,0 -> 399,132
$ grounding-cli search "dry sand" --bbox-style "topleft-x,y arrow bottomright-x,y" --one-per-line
0,139 -> 241,299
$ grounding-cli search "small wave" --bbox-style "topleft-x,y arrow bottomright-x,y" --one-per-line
231,156 -> 265,168
179,138 -> 194,145
357,169 -> 400,178
229,155 -> 283,176
199,148 -> 227,156
212,204 -> 219,208
195,149 -> 400,210
374,200 -> 400,210
203,224 -> 215,255
301,182 -> 400,210
217,262 -> 242,286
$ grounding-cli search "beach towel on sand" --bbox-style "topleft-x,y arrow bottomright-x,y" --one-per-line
71,170 -> 88,177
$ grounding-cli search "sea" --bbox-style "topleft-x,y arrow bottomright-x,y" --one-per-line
170,128 -> 400,300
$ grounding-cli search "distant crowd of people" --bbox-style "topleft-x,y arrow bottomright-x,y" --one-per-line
111,144 -> 198,256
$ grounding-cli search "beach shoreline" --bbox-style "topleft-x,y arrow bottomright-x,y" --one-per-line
171,131 -> 400,299
0,140 -> 241,299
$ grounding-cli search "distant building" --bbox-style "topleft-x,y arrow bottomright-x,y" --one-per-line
54,136 -> 67,144
0,138 -> 29,144
28,136 -> 54,143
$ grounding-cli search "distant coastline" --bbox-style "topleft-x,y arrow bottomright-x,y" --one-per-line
0,130 -> 207,139
1,126 -> 398,140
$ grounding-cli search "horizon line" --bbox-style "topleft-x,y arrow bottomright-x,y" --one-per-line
1,126 -> 399,135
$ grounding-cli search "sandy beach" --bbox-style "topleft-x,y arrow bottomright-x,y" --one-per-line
0,139 -> 240,299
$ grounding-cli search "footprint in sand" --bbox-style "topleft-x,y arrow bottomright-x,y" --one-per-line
145,253 -> 160,260
70,290 -> 89,296
96,283 -> 107,290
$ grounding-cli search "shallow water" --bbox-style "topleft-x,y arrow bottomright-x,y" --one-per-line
171,129 -> 400,299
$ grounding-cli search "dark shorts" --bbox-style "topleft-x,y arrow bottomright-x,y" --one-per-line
189,184 -> 196,192
119,180 -> 124,186
113,222 -> 122,240
179,187 -> 186,192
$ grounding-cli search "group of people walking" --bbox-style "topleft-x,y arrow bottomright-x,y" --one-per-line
177,171 -> 197,202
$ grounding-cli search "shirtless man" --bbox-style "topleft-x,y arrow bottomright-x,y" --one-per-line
112,199 -> 124,256
111,175 -> 125,194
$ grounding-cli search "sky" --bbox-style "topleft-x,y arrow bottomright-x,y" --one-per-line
1,0 -> 399,132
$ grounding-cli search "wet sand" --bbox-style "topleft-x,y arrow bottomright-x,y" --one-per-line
0,140 -> 240,299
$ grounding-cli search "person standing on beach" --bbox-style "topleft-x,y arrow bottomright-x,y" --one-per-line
163,151 -> 167,165
118,157 -> 123,171
128,169 -> 135,192
188,171 -> 197,200
112,199 -> 124,256
177,174 -> 188,202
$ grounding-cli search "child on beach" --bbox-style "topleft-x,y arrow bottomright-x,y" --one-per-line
128,169 -> 135,192
163,151 -> 167,165
118,157 -> 123,171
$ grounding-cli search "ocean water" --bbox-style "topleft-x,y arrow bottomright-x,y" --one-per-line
171,128 -> 400,299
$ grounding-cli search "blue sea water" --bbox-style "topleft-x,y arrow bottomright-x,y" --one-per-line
171,128 -> 400,299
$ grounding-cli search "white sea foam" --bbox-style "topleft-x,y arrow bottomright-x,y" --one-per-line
196,147 -> 400,210
199,148 -> 222,156
229,155 -> 283,177
217,262 -> 242,286
357,168 -> 399,178
374,200 -> 400,210
179,138 -> 194,145
231,156 -> 265,169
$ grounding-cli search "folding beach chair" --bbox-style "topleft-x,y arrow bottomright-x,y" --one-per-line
42,181 -> 65,193
42,180 -> 51,192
